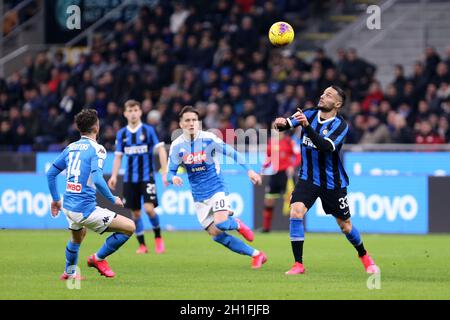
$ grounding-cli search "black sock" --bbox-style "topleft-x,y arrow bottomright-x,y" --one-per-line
137,234 -> 145,245
355,243 -> 367,257
153,227 -> 161,239
291,241 -> 304,263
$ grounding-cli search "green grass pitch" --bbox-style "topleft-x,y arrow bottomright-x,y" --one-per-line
1,230 -> 449,300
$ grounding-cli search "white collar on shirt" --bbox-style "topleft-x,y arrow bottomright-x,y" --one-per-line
317,110 -> 336,124
127,122 -> 143,133
81,135 -> 97,143
182,130 -> 201,142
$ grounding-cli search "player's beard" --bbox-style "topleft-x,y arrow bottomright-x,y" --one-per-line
318,102 -> 334,112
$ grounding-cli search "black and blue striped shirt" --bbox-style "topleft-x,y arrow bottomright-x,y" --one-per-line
115,123 -> 162,183
288,108 -> 349,189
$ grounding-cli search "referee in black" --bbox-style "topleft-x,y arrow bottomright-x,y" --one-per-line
273,86 -> 380,275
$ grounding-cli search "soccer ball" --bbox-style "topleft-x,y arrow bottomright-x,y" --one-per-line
268,21 -> 294,47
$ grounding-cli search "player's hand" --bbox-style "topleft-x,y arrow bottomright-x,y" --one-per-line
293,108 -> 309,127
248,170 -> 262,185
108,176 -> 117,190
172,176 -> 183,186
114,196 -> 124,207
273,118 -> 287,130
51,201 -> 61,217
162,172 -> 169,187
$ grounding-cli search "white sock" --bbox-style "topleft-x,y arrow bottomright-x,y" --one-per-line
94,253 -> 104,261
252,249 -> 260,257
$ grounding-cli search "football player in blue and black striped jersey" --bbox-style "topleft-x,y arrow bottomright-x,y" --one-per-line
274,86 -> 380,275
109,100 -> 168,254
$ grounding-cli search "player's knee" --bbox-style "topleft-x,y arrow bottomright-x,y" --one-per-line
132,210 -> 141,220
144,203 -> 155,216
124,219 -> 136,236
207,225 -> 222,237
290,203 -> 306,219
264,198 -> 275,207
339,220 -> 352,234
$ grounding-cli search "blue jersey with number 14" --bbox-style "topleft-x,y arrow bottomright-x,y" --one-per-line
48,136 -> 116,218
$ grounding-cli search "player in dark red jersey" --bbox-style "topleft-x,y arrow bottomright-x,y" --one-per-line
261,131 -> 301,232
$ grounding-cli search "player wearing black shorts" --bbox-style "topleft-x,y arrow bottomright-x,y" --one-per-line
108,100 -> 168,254
274,85 -> 380,275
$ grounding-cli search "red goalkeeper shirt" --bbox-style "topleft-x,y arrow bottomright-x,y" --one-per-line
263,135 -> 301,172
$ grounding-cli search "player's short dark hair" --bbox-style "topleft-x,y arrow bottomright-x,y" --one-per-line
75,109 -> 98,134
179,105 -> 199,120
331,85 -> 346,107
124,99 -> 141,110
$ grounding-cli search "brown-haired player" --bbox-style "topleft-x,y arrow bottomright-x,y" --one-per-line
47,109 -> 135,279
108,100 -> 168,254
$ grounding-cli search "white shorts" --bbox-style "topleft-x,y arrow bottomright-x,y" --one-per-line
62,206 -> 117,234
194,192 -> 231,229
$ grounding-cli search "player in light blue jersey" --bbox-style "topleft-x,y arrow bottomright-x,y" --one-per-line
167,106 -> 268,269
47,109 -> 135,280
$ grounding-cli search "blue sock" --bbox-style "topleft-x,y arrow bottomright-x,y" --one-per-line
134,218 -> 144,236
149,214 -> 160,228
289,218 -> 304,241
213,232 -> 255,256
65,240 -> 80,275
345,226 -> 362,246
96,233 -> 130,260
215,216 -> 239,231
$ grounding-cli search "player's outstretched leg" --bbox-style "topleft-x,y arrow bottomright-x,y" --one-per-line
208,223 -> 267,269
286,202 -> 306,275
60,228 -> 87,280
144,203 -> 165,254
88,215 -> 135,278
132,210 -> 148,254
336,218 -> 380,274
215,214 -> 254,242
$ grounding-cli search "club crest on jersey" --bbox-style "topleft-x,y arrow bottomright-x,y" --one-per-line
140,134 -> 145,142
183,151 -> 207,164
322,129 -> 328,135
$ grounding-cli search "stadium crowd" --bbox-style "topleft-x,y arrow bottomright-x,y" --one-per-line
1,0 -> 450,151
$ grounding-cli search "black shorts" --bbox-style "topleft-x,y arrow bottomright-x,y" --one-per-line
290,179 -> 351,220
265,171 -> 288,197
123,180 -> 158,210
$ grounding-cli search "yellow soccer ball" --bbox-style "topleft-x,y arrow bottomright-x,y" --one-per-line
268,21 -> 294,47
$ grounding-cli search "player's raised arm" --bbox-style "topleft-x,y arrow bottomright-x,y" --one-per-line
46,148 -> 68,217
91,145 -> 122,206
292,108 -> 348,153
166,142 -> 183,186
273,108 -> 305,131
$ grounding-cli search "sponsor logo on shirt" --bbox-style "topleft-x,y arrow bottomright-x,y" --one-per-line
124,145 -> 148,155
66,182 -> 82,193
191,166 -> 206,172
183,151 -> 207,164
302,136 -> 317,149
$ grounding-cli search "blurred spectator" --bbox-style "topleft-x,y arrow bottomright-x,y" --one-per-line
388,112 -> 415,143
361,81 -> 383,112
416,120 -> 445,144
1,3 -> 449,152
359,114 -> 391,144
0,121 -> 14,149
